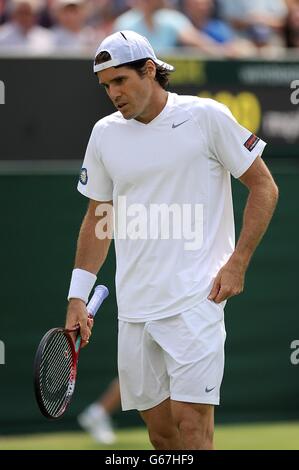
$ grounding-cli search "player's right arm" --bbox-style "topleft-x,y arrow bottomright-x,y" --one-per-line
66,199 -> 113,346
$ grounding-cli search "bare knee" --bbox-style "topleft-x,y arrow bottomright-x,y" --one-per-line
178,418 -> 214,450
148,430 -> 167,450
148,428 -> 180,450
172,402 -> 214,450
140,399 -> 181,450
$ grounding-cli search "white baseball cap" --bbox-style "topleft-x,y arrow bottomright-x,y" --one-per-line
56,0 -> 84,6
93,30 -> 175,74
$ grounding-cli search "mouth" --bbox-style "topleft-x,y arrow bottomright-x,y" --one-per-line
117,103 -> 128,111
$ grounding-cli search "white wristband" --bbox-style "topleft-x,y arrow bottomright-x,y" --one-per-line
67,268 -> 97,303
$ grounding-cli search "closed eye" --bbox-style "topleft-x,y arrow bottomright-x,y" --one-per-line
101,76 -> 127,90
114,77 -> 126,85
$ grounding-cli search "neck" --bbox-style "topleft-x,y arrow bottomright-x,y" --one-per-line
67,24 -> 82,34
191,15 -> 207,28
16,22 -> 32,35
144,13 -> 155,30
135,89 -> 168,124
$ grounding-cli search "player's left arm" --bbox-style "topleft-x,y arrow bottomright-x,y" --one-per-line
208,156 -> 279,303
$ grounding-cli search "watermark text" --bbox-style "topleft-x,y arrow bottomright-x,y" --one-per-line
94,197 -> 204,251
290,340 -> 299,365
290,80 -> 299,105
0,80 -> 5,104
0,340 -> 5,365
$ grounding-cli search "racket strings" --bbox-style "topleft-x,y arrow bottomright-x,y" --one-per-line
38,331 -> 74,417
39,340 -> 73,416
40,334 -> 72,393
40,333 -> 72,391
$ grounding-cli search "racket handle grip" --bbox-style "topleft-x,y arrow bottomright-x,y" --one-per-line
86,285 -> 109,318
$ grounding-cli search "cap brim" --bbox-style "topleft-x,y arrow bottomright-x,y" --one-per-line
93,57 -> 175,74
155,59 -> 175,72
94,58 -> 121,73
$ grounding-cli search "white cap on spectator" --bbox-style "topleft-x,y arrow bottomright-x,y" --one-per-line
54,0 -> 84,8
93,30 -> 175,74
57,0 -> 84,5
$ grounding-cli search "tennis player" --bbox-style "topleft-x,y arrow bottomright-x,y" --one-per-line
65,31 -> 278,449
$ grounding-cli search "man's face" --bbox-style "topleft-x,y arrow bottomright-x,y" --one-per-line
98,64 -> 154,121
14,3 -> 36,31
57,4 -> 84,31
134,0 -> 164,15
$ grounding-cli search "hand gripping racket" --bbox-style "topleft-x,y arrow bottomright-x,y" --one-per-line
34,285 -> 109,419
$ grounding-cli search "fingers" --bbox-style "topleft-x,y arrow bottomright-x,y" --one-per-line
79,320 -> 92,344
209,277 -> 232,304
208,262 -> 245,304
80,318 -> 94,347
212,285 -> 243,303
66,300 -> 93,348
79,325 -> 92,349
208,275 -> 221,302
212,286 -> 229,304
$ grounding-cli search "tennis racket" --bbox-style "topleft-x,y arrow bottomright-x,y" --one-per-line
34,285 -> 109,419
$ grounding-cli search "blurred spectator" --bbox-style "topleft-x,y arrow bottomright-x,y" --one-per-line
0,0 -> 7,24
182,0 -> 234,43
85,0 -> 122,44
182,0 -> 257,56
114,0 -> 237,56
285,0 -> 299,47
217,0 -> 288,47
0,0 -> 53,51
51,0 -> 96,50
39,0 -> 56,28
85,0 -> 128,26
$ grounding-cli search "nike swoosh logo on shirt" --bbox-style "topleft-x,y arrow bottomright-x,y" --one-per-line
205,386 -> 216,393
172,119 -> 189,129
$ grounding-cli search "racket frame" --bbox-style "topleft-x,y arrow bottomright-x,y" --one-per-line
34,285 -> 108,419
33,327 -> 79,419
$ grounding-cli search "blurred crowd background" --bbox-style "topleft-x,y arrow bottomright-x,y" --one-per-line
0,0 -> 299,57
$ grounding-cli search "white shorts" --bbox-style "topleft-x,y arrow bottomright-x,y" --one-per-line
118,298 -> 226,411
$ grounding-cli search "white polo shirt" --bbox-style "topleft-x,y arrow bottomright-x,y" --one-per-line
78,93 -> 266,322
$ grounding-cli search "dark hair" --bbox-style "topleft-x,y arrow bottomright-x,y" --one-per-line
94,51 -> 170,90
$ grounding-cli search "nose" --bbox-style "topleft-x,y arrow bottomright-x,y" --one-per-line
108,84 -> 121,103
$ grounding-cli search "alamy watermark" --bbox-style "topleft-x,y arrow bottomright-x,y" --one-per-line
290,80 -> 299,105
0,340 -> 5,365
0,80 -> 5,104
290,340 -> 299,365
94,197 -> 204,251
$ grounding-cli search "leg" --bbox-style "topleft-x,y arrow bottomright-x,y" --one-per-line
140,398 -> 181,450
96,377 -> 121,414
77,377 -> 119,444
171,401 -> 214,450
143,301 -> 225,450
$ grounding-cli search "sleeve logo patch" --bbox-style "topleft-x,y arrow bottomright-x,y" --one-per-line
244,134 -> 260,152
79,167 -> 88,185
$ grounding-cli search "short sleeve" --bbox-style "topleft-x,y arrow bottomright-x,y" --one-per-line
204,99 -> 267,178
77,124 -> 113,201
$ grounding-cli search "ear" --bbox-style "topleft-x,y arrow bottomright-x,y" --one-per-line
146,60 -> 156,79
